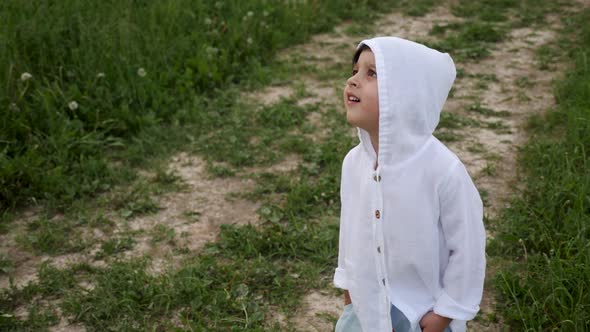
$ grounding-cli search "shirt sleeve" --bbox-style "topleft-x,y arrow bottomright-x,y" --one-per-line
433,161 -> 486,321
334,154 -> 351,290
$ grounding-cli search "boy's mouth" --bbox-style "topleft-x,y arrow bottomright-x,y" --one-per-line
346,93 -> 361,104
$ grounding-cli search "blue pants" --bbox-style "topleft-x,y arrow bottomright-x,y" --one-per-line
335,303 -> 452,332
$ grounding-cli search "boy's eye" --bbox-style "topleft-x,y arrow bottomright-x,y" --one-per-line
368,69 -> 377,77
352,69 -> 358,75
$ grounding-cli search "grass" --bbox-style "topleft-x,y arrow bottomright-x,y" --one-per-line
0,0 -> 398,217
424,0 -> 564,61
467,103 -> 511,118
1,0 -> 583,330
1,0 -> 415,329
489,7 -> 590,330
16,216 -> 88,255
95,235 -> 137,260
0,110 -> 355,330
427,21 -> 505,60
0,254 -> 14,275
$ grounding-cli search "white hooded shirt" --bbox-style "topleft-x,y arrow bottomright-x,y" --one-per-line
333,37 -> 486,332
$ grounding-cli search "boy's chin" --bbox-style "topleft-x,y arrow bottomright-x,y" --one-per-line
346,110 -> 362,127
345,112 -> 356,127
346,116 -> 375,133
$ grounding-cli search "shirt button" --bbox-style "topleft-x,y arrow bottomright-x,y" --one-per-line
372,175 -> 382,182
382,278 -> 386,286
375,210 -> 381,219
377,246 -> 381,253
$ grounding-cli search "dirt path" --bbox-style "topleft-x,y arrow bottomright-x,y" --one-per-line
0,2 -> 573,331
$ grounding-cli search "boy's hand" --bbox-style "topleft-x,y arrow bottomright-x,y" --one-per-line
344,290 -> 352,305
419,311 -> 451,332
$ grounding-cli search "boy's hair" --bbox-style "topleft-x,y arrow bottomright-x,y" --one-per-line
352,44 -> 372,66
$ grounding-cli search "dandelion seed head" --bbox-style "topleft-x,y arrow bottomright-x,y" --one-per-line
206,47 -> 219,58
20,72 -> 32,81
68,101 -> 78,111
204,17 -> 213,25
247,37 -> 253,45
137,68 -> 147,77
9,103 -> 19,112
247,11 -> 254,17
97,72 -> 105,78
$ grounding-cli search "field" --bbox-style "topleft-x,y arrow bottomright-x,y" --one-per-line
1,0 -> 589,331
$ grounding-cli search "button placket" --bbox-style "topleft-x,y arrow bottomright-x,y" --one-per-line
375,169 -> 388,291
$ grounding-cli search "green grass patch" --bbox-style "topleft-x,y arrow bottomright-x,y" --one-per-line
433,131 -> 464,143
0,254 -> 14,276
399,0 -> 437,17
0,0 -> 400,218
16,216 -> 88,255
95,235 -> 137,260
1,61 -> 357,327
427,0 -> 564,61
1,114 -> 355,330
427,21 -> 506,60
438,111 -> 480,129
451,0 -> 563,27
467,103 -> 511,117
490,8 -> 590,330
150,224 -> 176,245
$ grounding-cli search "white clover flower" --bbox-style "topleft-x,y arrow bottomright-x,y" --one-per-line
247,11 -> 254,17
215,1 -> 223,8
263,10 -> 269,17
204,17 -> 212,25
97,72 -> 105,78
20,72 -> 32,81
68,101 -> 78,111
137,67 -> 147,77
247,37 -> 253,45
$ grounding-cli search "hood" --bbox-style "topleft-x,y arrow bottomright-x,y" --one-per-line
356,36 -> 456,167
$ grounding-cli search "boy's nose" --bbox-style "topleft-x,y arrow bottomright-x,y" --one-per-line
347,77 -> 358,87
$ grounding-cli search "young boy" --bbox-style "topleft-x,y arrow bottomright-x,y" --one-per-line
334,37 -> 486,332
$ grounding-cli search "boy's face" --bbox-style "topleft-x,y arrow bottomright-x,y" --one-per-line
344,49 -> 379,134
